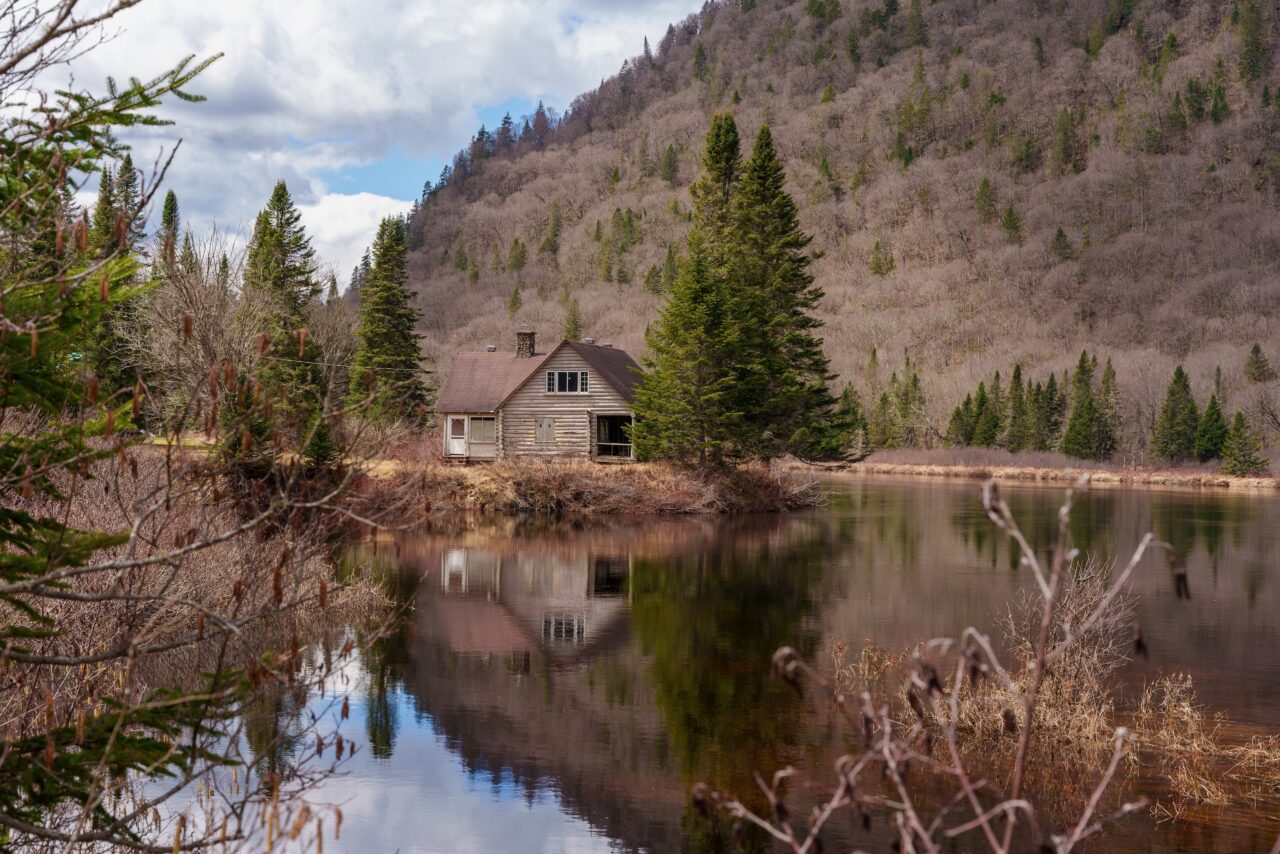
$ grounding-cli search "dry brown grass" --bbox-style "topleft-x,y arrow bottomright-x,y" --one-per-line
835,448 -> 1279,490
1133,674 -> 1230,815
375,458 -> 822,515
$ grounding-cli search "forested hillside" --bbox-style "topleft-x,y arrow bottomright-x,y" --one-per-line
401,0 -> 1280,456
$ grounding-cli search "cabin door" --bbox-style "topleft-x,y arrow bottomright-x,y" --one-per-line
447,417 -> 467,456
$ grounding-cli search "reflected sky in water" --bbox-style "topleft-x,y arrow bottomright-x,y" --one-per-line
312,476 -> 1280,853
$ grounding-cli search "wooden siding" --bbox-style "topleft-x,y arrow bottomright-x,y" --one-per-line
500,348 -> 632,459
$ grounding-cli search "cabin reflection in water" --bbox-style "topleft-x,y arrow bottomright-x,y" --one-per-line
435,547 -> 631,663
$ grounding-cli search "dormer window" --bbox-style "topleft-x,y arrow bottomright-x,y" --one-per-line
546,370 -> 589,394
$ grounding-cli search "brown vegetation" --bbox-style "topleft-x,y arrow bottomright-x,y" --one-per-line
370,456 -> 822,515
823,447 -> 1280,489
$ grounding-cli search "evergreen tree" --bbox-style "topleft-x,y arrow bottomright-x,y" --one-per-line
1210,83 -> 1228,123
1043,372 -> 1065,446
1239,0 -> 1269,82
972,381 -> 1001,446
660,144 -> 679,185
947,393 -> 976,446
868,390 -> 899,449
1097,357 -> 1119,458
538,201 -> 562,255
1152,365 -> 1200,461
975,177 -> 997,223
1059,350 -> 1101,458
868,239 -> 895,275
1221,412 -> 1269,475
1050,226 -> 1075,261
1244,342 -> 1277,382
243,180 -> 319,323
507,284 -> 522,316
1001,202 -> 1023,243
113,153 -> 145,250
730,124 -> 835,457
157,189 -> 180,268
905,0 -> 928,47
689,113 -> 742,273
347,216 -> 429,423
631,241 -> 741,466
89,167 -> 116,251
563,297 -> 583,341
232,181 -> 325,465
1005,364 -> 1031,452
507,237 -> 527,272
1195,393 -> 1228,461
663,244 -> 680,290
176,231 -> 198,273
1049,107 -> 1079,177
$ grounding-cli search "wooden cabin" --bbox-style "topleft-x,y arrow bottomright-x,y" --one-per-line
435,329 -> 640,463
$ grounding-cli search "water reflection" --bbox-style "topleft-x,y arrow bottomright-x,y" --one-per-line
320,478 -> 1280,853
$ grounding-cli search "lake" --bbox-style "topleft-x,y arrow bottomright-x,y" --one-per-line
317,475 -> 1280,852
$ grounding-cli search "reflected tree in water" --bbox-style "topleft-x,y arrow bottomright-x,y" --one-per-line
629,521 -> 828,797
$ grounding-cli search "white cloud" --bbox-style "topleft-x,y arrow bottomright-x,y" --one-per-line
53,0 -> 696,273
299,192 -> 412,282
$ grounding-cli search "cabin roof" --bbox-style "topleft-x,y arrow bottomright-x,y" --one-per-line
437,340 -> 641,413
435,350 -> 551,414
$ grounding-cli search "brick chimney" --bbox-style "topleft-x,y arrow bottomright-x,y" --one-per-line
515,327 -> 536,358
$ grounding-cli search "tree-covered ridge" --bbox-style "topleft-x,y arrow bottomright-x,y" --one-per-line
400,0 -> 1280,462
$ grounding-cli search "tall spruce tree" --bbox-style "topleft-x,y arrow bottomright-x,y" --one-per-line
89,167 -> 117,251
1195,393 -> 1228,461
231,181 -> 328,466
113,153 -> 145,250
1220,412 -> 1268,475
348,217 -> 429,422
731,124 -> 834,457
632,240 -> 741,465
157,189 -> 180,269
1244,342 -> 1277,383
1096,357 -> 1119,458
1060,350 -> 1103,459
947,393 -> 976,446
1005,364 -> 1031,452
244,181 -> 319,323
1152,365 -> 1200,461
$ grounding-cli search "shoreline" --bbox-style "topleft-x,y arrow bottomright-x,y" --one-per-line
807,460 -> 1278,493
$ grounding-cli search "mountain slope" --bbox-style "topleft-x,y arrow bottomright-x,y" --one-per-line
403,0 -> 1280,451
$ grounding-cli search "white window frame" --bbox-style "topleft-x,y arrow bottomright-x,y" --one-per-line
545,370 -> 590,394
468,416 -> 496,444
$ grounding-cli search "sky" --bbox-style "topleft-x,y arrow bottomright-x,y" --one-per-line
59,0 -> 695,279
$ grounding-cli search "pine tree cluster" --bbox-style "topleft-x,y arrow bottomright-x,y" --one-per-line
632,114 -> 836,465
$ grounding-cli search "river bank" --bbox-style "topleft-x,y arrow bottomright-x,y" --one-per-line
805,449 -> 1278,492
363,459 -> 822,514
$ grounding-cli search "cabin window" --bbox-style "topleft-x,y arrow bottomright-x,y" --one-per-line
469,416 -> 496,444
535,416 -> 556,443
449,418 -> 466,438
545,370 -> 589,394
543,613 -> 585,642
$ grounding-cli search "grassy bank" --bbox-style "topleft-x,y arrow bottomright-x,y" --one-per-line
812,448 -> 1278,491
364,459 -> 821,514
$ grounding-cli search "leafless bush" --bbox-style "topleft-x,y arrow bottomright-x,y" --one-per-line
693,477 -> 1160,852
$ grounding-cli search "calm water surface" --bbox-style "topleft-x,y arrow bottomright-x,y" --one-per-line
319,476 -> 1280,852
